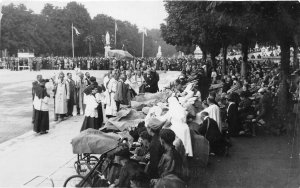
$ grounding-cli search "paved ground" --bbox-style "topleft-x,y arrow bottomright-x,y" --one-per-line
0,69 -> 178,143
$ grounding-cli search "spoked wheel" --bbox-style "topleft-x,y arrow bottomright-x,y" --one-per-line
74,161 -> 90,176
86,156 -> 99,170
63,175 -> 91,187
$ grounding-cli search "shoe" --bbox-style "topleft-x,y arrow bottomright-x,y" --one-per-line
40,131 -> 48,134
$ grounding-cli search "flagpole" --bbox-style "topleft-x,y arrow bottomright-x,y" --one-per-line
72,23 -> 74,58
142,31 -> 144,58
114,21 -> 117,48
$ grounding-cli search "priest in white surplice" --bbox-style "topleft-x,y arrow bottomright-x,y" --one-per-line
203,97 -> 222,131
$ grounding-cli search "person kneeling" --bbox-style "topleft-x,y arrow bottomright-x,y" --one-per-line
198,111 -> 228,156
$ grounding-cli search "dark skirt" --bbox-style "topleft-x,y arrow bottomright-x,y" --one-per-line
33,110 -> 49,133
97,103 -> 103,128
80,116 -> 100,132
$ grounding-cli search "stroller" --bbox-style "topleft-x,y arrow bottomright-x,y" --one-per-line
63,128 -> 131,187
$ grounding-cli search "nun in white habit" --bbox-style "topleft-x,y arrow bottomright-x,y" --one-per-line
163,97 -> 193,157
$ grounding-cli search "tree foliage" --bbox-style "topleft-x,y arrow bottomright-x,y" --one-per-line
0,2 -> 176,57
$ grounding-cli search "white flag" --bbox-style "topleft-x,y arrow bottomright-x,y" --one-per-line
139,27 -> 147,36
73,26 -> 80,36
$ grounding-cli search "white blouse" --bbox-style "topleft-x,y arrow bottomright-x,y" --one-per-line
84,95 -> 98,118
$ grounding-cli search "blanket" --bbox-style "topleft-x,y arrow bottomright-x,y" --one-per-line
102,109 -> 146,131
71,129 -> 121,154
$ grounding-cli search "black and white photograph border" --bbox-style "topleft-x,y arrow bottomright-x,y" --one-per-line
0,0 -> 300,187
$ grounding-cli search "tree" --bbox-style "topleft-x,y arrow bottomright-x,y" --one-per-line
212,1 -> 300,117
161,1 -> 236,70
84,35 -> 95,56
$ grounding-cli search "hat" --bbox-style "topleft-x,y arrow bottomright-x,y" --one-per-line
146,117 -> 166,131
258,88 -> 266,93
90,76 -> 96,82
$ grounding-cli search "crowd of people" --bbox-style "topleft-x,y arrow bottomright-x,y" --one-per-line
31,65 -> 160,134
30,55 -> 300,187
1,55 -> 270,73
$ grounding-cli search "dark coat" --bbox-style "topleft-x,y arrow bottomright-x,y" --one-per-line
227,102 -> 241,137
158,147 -> 183,179
114,81 -> 130,105
115,159 -> 143,188
143,73 -> 157,93
148,134 -> 164,179
67,79 -> 76,103
199,117 -> 226,154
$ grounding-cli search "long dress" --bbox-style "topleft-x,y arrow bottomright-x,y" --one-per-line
54,80 -> 70,115
80,95 -> 99,131
166,97 -> 193,157
33,95 -> 50,133
105,78 -> 118,117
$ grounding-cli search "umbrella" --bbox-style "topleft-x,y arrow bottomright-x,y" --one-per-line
107,50 -> 134,60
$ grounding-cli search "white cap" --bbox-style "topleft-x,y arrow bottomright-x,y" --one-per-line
258,88 -> 266,93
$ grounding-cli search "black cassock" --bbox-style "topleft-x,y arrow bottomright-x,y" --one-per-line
143,73 -> 157,93
199,117 -> 226,155
227,102 -> 241,137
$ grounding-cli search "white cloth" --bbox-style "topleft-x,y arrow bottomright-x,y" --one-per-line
54,80 -> 70,114
84,95 -> 98,118
203,104 -> 222,131
33,95 -> 49,111
105,78 -> 118,116
167,97 -> 193,157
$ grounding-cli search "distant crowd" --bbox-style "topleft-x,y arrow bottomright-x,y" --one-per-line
1,56 -> 275,73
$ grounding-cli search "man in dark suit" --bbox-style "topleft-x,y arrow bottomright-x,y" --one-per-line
144,69 -> 157,93
198,111 -> 227,155
151,67 -> 160,92
66,73 -> 76,117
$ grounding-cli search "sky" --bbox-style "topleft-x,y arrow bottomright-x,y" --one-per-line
1,0 -> 168,29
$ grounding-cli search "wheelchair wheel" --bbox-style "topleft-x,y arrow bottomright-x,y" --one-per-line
86,156 -> 99,170
75,161 -> 90,176
63,175 -> 91,187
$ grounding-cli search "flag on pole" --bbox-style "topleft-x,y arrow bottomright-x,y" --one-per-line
72,25 -> 80,36
115,21 -> 118,32
139,27 -> 147,36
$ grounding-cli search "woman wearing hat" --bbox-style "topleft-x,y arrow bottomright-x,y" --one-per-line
33,79 -> 50,134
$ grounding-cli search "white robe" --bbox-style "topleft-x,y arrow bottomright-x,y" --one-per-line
105,78 -> 118,116
203,104 -> 222,131
167,97 -> 193,157
54,80 -> 70,114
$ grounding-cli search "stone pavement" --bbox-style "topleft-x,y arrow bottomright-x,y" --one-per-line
0,115 -> 84,187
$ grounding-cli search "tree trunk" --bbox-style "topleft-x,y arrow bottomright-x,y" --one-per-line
222,46 -> 227,75
241,41 -> 248,78
89,42 -> 92,57
278,38 -> 290,117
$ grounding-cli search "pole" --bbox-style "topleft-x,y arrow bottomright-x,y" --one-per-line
114,21 -> 117,48
72,23 -> 74,58
142,32 -> 144,58
0,6 -> 3,59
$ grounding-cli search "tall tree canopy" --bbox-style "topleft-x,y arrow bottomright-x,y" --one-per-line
0,2 -> 176,57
